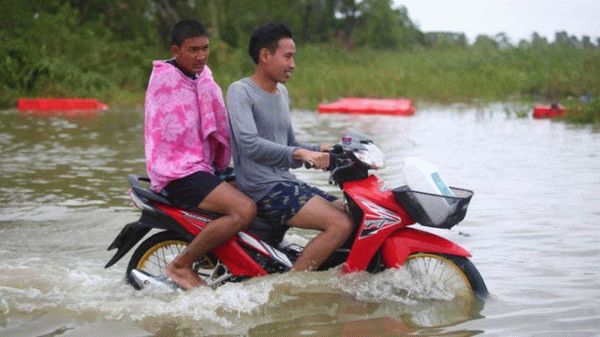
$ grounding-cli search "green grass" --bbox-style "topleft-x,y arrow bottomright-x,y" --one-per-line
278,45 -> 600,110
561,98 -> 600,124
3,42 -> 599,123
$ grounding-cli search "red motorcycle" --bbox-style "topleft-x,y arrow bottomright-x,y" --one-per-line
105,133 -> 488,299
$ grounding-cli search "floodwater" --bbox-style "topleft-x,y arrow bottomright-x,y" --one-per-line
1,105 -> 599,337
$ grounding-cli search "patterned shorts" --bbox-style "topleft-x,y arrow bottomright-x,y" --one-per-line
256,181 -> 338,226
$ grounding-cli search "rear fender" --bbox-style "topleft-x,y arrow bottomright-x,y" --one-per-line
105,220 -> 151,268
381,228 -> 470,268
105,206 -> 196,268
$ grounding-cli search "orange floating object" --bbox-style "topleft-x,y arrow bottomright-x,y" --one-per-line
17,98 -> 108,112
533,104 -> 565,119
318,98 -> 415,116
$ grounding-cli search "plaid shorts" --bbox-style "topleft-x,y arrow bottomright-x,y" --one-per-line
256,181 -> 338,226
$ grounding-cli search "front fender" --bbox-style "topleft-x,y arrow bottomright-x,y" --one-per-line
381,228 -> 470,268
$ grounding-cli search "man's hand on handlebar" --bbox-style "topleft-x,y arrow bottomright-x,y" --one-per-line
293,148 -> 330,170
319,143 -> 332,152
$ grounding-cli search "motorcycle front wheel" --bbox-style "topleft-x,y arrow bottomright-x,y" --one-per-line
126,231 -> 218,289
403,253 -> 488,299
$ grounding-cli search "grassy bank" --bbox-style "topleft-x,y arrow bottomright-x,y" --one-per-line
4,43 -> 600,123
186,44 -> 600,110
211,44 -> 600,123
562,98 -> 600,124
283,45 -> 600,109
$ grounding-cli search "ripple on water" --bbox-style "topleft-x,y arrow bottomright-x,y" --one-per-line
2,106 -> 600,336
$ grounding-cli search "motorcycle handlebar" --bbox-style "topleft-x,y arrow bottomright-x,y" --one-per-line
303,148 -> 342,170
303,160 -> 315,169
302,145 -> 361,185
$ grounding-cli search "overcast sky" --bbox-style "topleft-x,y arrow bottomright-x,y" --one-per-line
395,0 -> 600,43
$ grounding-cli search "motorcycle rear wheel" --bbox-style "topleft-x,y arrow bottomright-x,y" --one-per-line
403,253 -> 488,299
126,231 -> 217,289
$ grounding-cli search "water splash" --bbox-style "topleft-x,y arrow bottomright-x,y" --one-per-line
0,258 -> 479,336
334,268 -> 457,304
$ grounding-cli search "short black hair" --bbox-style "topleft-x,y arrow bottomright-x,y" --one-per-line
171,19 -> 208,46
248,22 -> 293,64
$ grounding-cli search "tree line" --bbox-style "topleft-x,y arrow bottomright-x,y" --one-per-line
1,0 -> 598,108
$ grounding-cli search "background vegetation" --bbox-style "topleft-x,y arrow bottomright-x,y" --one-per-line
1,0 -> 599,121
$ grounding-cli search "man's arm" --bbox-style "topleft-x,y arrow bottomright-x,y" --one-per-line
227,82 -> 302,168
287,123 -> 320,152
287,125 -> 330,169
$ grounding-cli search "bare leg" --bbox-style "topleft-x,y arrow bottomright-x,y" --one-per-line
166,182 -> 256,289
287,196 -> 353,271
331,199 -> 346,211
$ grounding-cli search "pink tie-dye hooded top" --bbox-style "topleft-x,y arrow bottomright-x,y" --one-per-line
144,61 -> 231,191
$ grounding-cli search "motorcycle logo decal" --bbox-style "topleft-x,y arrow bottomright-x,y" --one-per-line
181,211 -> 212,225
357,198 -> 401,239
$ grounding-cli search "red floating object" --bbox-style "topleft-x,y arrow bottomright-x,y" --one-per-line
533,105 -> 565,119
17,98 -> 108,112
318,98 -> 415,116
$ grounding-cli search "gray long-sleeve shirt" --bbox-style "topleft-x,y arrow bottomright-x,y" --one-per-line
226,78 -> 319,201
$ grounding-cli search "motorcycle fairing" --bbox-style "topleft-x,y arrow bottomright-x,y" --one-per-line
210,238 -> 269,276
381,227 -> 471,268
157,203 -> 212,236
237,232 -> 293,268
357,198 -> 402,239
156,204 -> 272,276
342,175 -> 413,272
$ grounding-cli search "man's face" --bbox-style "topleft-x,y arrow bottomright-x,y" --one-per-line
263,37 -> 295,83
171,36 -> 209,74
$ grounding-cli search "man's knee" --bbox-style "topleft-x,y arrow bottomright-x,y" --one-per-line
232,199 -> 256,230
337,216 -> 354,238
325,211 -> 354,238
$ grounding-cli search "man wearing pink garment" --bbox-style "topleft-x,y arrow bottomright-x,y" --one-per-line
144,19 -> 256,289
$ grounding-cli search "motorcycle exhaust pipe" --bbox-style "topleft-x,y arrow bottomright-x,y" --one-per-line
130,269 -> 179,290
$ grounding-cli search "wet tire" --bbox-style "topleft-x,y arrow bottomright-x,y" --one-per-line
403,253 -> 488,299
126,231 -> 216,290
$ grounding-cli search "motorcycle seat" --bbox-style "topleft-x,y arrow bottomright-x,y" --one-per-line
128,175 -> 173,205
128,175 -> 225,218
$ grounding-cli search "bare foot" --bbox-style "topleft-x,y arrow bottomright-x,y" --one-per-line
165,262 -> 206,290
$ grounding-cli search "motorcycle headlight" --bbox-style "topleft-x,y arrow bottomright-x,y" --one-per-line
355,143 -> 386,169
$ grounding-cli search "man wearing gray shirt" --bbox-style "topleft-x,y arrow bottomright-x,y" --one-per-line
226,23 -> 353,271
